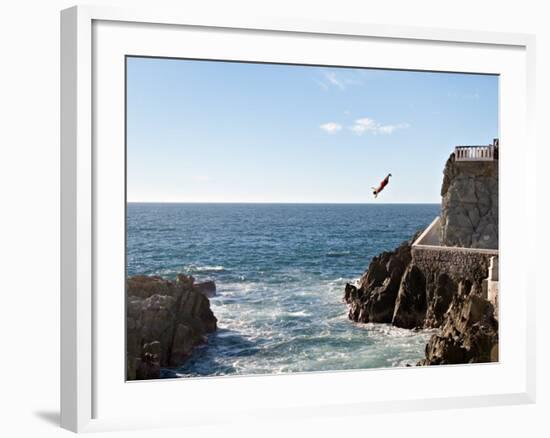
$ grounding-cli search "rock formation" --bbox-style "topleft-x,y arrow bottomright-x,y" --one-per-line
126,274 -> 217,380
193,280 -> 216,298
344,235 -> 499,365
344,147 -> 499,365
343,235 -> 478,332
344,237 -> 414,324
419,288 -> 498,365
440,154 -> 498,249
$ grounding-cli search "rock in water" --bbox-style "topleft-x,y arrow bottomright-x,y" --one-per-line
391,264 -> 427,329
344,238 -> 413,324
194,280 -> 217,297
343,233 -> 459,330
126,274 -> 217,380
344,237 -> 498,364
419,287 -> 499,365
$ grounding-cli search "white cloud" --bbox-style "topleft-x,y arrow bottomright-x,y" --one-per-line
350,117 -> 377,134
320,122 -> 343,134
350,117 -> 409,135
324,72 -> 346,90
315,70 -> 361,91
378,123 -> 410,134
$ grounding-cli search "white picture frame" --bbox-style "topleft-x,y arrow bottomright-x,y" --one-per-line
60,4 -> 537,433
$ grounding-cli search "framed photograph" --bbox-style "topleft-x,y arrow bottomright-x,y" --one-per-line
61,5 -> 536,432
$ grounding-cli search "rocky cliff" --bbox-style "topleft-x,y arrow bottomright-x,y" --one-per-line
344,149 -> 499,365
419,291 -> 498,365
126,274 -> 217,380
344,238 -> 414,324
440,154 -> 498,249
344,236 -> 470,330
344,235 -> 499,364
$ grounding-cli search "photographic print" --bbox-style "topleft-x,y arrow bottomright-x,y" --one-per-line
125,58 -> 499,381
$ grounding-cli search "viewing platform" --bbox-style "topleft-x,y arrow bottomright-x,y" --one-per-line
455,138 -> 499,161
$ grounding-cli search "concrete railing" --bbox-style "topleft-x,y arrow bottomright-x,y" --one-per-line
412,216 -> 441,246
455,144 -> 496,161
412,215 -> 498,256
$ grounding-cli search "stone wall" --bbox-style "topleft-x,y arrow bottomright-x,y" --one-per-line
411,246 -> 497,284
440,155 -> 498,249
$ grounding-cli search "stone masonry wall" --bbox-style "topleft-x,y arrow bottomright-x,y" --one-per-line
411,246 -> 497,284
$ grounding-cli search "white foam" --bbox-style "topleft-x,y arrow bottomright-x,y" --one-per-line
286,310 -> 311,317
185,264 -> 226,272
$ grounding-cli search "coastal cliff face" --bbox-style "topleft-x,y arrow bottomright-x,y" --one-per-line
440,155 -> 498,249
344,239 -> 413,324
126,274 -> 217,380
344,237 -> 481,330
344,236 -> 499,365
344,150 -> 499,365
420,291 -> 498,365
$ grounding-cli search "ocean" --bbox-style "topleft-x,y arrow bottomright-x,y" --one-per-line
127,203 -> 440,377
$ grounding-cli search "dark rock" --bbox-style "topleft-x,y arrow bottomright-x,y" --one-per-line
169,324 -> 195,366
392,265 -> 427,329
194,280 -> 217,297
418,290 -> 498,365
344,234 -> 498,364
344,239 -> 413,324
141,294 -> 178,365
423,273 -> 458,328
343,223 -> 497,363
126,274 -> 217,380
127,275 -> 178,299
136,355 -> 160,381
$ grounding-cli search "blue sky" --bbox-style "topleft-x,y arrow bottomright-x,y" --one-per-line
127,57 -> 498,203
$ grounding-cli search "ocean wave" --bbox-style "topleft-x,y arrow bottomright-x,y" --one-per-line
356,322 -> 433,338
285,310 -> 311,317
326,251 -> 351,257
185,264 -> 226,273
150,268 -> 179,277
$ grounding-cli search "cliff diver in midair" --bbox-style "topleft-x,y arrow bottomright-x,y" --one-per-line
372,173 -> 392,199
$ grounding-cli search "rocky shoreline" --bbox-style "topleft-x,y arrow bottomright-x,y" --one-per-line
125,148 -> 499,375
126,273 -> 217,380
344,147 -> 499,365
343,236 -> 498,365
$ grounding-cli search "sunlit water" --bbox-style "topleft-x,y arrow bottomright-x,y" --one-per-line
127,203 -> 439,377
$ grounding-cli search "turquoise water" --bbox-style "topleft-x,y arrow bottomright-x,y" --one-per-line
127,203 -> 439,377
